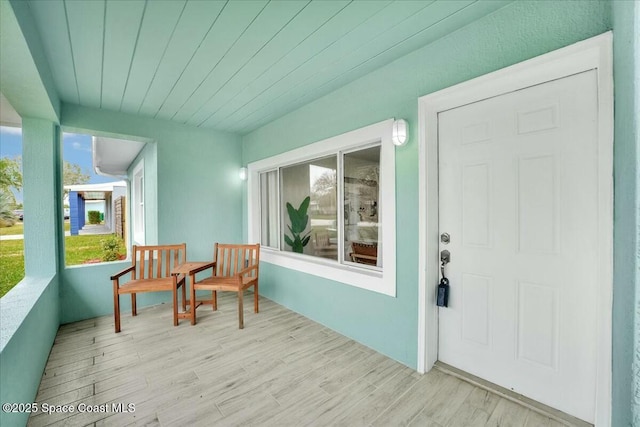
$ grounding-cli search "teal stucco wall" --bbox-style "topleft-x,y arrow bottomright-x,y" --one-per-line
612,2 -> 640,426
0,277 -> 60,427
59,104 -> 244,324
0,118 -> 61,427
242,0 -> 611,370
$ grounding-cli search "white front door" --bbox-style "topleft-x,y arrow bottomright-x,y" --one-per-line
438,70 -> 599,423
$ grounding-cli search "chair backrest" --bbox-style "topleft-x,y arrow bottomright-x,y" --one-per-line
350,241 -> 378,266
315,232 -> 330,248
131,244 -> 186,280
213,243 -> 260,278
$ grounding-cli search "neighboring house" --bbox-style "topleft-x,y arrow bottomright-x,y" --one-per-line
64,181 -> 127,235
0,1 -> 637,426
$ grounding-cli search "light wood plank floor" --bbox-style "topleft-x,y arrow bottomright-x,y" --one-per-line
29,294 -> 576,427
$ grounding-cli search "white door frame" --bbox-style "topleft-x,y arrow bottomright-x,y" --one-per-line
417,32 -> 613,426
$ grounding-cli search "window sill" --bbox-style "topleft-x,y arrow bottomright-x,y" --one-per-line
261,248 -> 395,297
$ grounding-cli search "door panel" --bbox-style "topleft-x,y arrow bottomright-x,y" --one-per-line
438,70 -> 598,423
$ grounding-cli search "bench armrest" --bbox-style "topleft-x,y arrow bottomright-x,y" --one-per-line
111,265 -> 135,281
236,263 -> 258,278
190,261 -> 215,275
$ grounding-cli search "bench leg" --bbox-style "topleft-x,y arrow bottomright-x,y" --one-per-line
173,287 -> 178,326
254,282 -> 259,313
212,291 -> 217,311
131,293 -> 137,316
238,289 -> 244,329
181,282 -> 186,311
191,283 -> 197,326
114,290 -> 121,333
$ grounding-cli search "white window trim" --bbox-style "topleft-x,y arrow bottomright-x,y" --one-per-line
132,160 -> 145,245
248,119 -> 396,297
417,33 -> 613,426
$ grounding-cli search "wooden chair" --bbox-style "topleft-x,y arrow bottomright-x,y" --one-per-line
350,241 -> 378,266
314,232 -> 337,258
188,243 -> 260,329
110,244 -> 187,333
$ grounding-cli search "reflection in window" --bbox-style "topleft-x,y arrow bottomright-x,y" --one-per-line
280,156 -> 337,260
257,145 -> 381,270
343,146 -> 381,267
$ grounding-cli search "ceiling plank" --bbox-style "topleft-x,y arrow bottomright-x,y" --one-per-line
220,0 -> 438,130
119,0 -> 187,114
101,0 -> 146,110
163,0 -> 308,123
65,0 -> 105,107
27,0 -> 78,104
136,0 -> 229,117
187,0 -> 392,128
284,0 -> 512,121
232,1 -> 511,133
184,0 -> 350,127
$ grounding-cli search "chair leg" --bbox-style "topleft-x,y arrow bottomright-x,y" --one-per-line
238,290 -> 244,329
173,287 -> 178,326
254,282 -> 259,313
213,291 -> 217,311
191,284 -> 197,326
131,293 -> 137,316
114,291 -> 121,333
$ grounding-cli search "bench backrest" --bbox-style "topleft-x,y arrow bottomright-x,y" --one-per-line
213,243 -> 260,278
131,244 -> 186,280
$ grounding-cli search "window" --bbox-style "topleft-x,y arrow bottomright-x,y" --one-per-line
279,155 -> 338,260
248,120 -> 396,296
132,161 -> 145,245
260,170 -> 279,248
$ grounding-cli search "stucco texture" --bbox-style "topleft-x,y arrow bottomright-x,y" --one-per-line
242,0 -> 612,369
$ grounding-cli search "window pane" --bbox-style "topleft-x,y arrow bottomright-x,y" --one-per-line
133,168 -> 144,244
260,170 -> 279,248
281,156 -> 337,260
343,146 -> 381,267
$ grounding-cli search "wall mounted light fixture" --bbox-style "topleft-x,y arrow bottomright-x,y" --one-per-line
392,119 -> 408,146
239,167 -> 248,181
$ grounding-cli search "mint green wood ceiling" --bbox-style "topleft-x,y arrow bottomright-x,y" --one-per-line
25,0 -> 511,134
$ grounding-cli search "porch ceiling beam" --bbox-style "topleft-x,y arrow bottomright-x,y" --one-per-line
0,0 -> 60,123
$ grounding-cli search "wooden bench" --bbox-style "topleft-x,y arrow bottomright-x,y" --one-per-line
111,244 -> 187,333
188,243 -> 260,329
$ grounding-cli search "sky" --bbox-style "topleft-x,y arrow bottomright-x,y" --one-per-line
0,126 -> 119,202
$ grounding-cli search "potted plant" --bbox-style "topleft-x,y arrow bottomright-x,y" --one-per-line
284,196 -> 311,253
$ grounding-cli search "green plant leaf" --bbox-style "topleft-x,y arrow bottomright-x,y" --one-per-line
299,196 -> 311,215
299,215 -> 308,232
286,202 -> 300,231
301,235 -> 311,247
284,234 -> 294,247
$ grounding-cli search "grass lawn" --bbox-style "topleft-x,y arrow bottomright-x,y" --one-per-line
0,239 -> 24,297
0,221 -> 71,236
0,234 -> 124,298
0,223 -> 25,235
